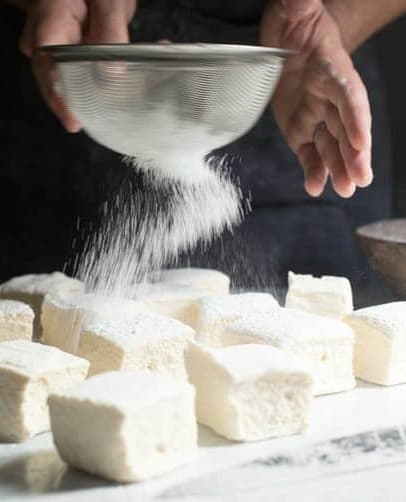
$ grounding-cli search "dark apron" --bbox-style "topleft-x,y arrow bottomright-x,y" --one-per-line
0,2 -> 394,305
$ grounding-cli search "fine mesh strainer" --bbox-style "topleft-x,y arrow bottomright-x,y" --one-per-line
42,44 -> 291,162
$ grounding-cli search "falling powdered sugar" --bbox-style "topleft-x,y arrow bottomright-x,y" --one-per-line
71,155 -> 247,298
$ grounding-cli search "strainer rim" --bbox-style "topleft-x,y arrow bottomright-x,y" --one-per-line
40,43 -> 294,63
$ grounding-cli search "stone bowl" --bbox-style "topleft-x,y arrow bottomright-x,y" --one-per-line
356,219 -> 406,299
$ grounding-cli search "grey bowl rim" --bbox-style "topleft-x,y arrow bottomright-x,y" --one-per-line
39,43 -> 295,63
356,218 -> 406,246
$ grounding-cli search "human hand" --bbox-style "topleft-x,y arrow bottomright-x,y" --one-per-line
261,0 -> 373,198
20,0 -> 137,132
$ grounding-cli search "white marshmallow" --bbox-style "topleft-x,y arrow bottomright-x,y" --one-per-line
222,309 -> 355,395
151,268 -> 230,295
285,271 -> 353,319
345,302 -> 406,385
196,292 -> 279,346
78,313 -> 194,378
41,292 -> 148,354
0,300 -> 34,342
0,340 -> 88,442
134,283 -> 204,328
0,272 -> 84,341
48,372 -> 197,482
185,342 -> 313,441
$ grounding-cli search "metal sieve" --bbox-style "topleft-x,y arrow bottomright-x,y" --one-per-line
41,44 -> 290,161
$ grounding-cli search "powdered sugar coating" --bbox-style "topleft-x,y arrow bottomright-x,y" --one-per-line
0,340 -> 89,378
150,268 -> 230,295
198,293 -> 279,324
225,309 -> 354,348
286,271 -> 353,318
84,313 -> 194,350
44,292 -> 146,314
345,302 -> 406,339
0,272 -> 83,297
41,292 -> 149,354
134,283 -> 204,302
0,300 -> 34,319
132,283 -> 204,328
287,272 -> 352,294
0,273 -> 84,342
53,371 -> 194,412
190,342 -> 311,382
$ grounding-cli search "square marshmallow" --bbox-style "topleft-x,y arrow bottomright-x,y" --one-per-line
78,313 -> 194,378
41,292 -> 148,354
196,293 -> 279,346
0,340 -> 88,442
134,283 -> 205,329
0,300 -> 34,342
185,342 -> 313,441
0,272 -> 84,341
48,372 -> 197,482
150,268 -> 230,295
285,271 -> 353,319
345,302 -> 406,385
221,309 -> 355,395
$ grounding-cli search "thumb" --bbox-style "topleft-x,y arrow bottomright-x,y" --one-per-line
279,0 -> 323,21
86,0 -> 136,43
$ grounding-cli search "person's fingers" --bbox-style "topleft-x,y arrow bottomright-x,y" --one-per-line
314,123 -> 356,197
343,73 -> 372,154
32,56 -> 82,134
325,104 -> 373,188
279,0 -> 323,21
284,94 -> 325,151
86,0 -> 136,43
20,7 -> 37,56
24,1 -> 87,49
298,142 -> 328,197
20,1 -> 87,132
85,0 -> 137,102
339,133 -> 372,188
32,53 -> 82,133
320,63 -> 372,154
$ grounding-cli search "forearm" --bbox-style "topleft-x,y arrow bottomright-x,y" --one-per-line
325,0 -> 406,52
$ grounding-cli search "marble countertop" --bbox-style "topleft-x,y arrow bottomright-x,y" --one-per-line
2,382 -> 406,501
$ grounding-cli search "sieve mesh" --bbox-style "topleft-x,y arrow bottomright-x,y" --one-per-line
43,44 -> 289,161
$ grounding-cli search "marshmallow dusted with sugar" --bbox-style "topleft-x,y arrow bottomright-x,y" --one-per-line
345,302 -> 406,385
0,272 -> 84,341
222,309 -> 355,395
48,372 -> 198,482
0,340 -> 88,442
196,292 -> 279,346
134,282 -> 204,328
78,313 -> 194,378
41,292 -> 148,354
150,268 -> 230,296
185,342 -> 313,441
0,300 -> 34,342
285,271 -> 353,319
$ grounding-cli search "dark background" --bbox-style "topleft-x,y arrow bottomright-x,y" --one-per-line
377,16 -> 406,217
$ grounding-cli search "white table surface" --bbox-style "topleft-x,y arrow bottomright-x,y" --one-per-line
2,382 -> 406,501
